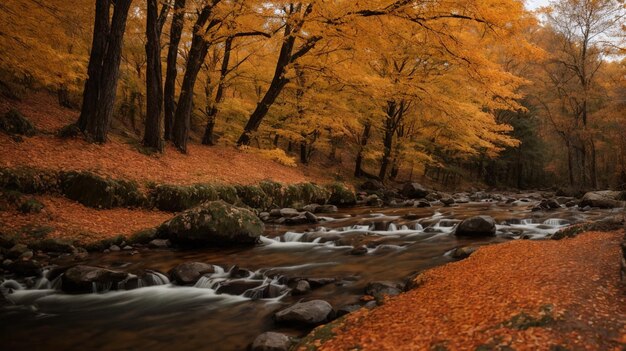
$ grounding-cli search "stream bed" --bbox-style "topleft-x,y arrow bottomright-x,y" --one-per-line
0,200 -> 619,351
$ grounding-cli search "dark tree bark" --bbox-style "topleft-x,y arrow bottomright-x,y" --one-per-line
164,0 -> 185,141
82,0 -> 133,143
354,122 -> 371,177
202,36 -> 231,145
78,0 -> 111,131
143,0 -> 170,151
378,100 -> 407,180
172,1 -> 221,152
236,4 -> 320,146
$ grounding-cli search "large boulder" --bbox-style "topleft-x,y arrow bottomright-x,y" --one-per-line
251,332 -> 292,351
168,262 -> 215,285
274,300 -> 334,326
61,265 -> 129,293
580,191 -> 625,209
401,183 -> 429,199
158,201 -> 264,246
455,216 -> 497,237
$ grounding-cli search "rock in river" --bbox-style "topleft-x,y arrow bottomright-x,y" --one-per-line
169,262 -> 215,285
454,215 -> 496,237
580,191 -> 625,209
401,182 -> 429,199
251,332 -> 292,351
274,300 -> 334,326
158,200 -> 264,246
61,265 -> 129,293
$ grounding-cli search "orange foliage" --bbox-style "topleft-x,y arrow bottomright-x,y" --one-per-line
309,231 -> 626,351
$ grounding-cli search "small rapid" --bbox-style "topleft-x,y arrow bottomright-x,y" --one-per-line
0,200 -> 617,351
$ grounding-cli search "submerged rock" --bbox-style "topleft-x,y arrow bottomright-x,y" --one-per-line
168,262 -> 215,285
158,201 -> 263,246
61,265 -> 129,293
250,332 -> 292,351
454,216 -> 496,237
274,300 -> 334,326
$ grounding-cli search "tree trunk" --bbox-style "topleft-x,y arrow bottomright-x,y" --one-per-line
83,0 -> 133,143
378,102 -> 397,180
78,0 -> 110,131
172,5 -> 217,152
164,0 -> 185,141
300,141 -> 308,164
236,5 -> 318,146
202,36 -> 232,145
354,122 -> 371,177
143,0 -> 164,151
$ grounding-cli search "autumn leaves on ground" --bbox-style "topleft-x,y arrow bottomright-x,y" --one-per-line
1,0 -> 625,350
301,231 -> 625,351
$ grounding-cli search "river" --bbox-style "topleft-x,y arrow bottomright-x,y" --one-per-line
0,200 -> 619,350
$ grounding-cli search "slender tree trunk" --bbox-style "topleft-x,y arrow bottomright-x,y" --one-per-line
378,102 -> 397,180
300,141 -> 308,164
590,138 -> 597,189
84,0 -> 133,143
567,141 -> 574,187
172,4 -> 218,152
78,0 -> 110,131
354,122 -> 371,177
202,37 -> 232,145
164,0 -> 185,141
236,4 -> 318,146
143,0 -> 165,151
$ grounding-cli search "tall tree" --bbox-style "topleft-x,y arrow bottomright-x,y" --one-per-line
143,0 -> 170,151
236,3 -> 321,146
542,0 -> 625,188
78,0 -> 133,142
163,0 -> 186,141
172,0 -> 222,153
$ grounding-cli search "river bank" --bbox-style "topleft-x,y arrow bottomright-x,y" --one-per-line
298,230 -> 626,351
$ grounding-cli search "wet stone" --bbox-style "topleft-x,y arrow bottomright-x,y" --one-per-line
250,332 -> 292,351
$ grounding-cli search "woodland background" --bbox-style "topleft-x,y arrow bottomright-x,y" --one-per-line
0,0 -> 624,190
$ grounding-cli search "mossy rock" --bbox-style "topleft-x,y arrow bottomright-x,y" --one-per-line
235,185 -> 271,210
157,200 -> 263,247
214,184 -> 240,205
0,109 -> 35,136
30,238 -> 76,253
84,234 -> 126,252
0,231 -> 17,249
326,183 -> 356,207
259,180 -> 284,207
18,198 -> 44,213
298,182 -> 331,205
127,227 -> 159,244
152,183 -> 219,212
0,167 -> 61,194
60,172 -> 145,209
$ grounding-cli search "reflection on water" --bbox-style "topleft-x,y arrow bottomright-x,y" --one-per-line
0,201 -> 619,351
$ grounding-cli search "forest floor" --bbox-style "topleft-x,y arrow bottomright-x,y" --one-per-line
0,92 -> 332,185
0,194 -> 172,245
301,230 -> 626,351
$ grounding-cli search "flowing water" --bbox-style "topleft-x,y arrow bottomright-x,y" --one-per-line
0,200 -> 620,351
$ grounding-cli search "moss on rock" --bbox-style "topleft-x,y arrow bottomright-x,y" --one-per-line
157,200 -> 263,247
152,183 -> 219,212
327,182 -> 356,207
